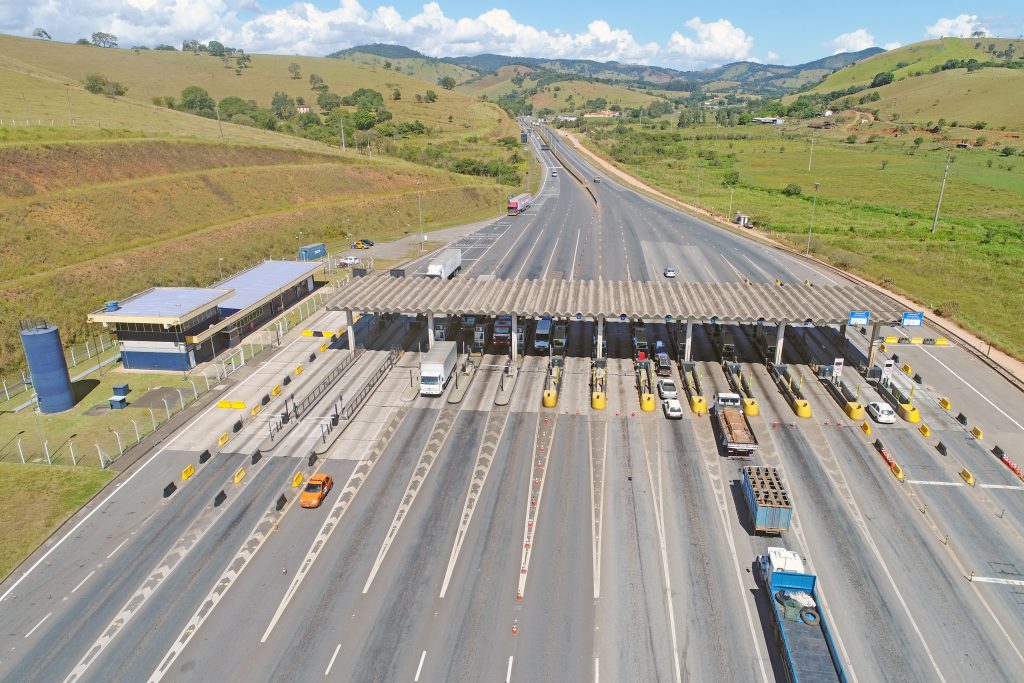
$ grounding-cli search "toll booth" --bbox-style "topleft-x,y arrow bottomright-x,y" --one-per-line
434,316 -> 449,342
552,322 -> 568,355
516,316 -> 527,353
473,320 -> 491,353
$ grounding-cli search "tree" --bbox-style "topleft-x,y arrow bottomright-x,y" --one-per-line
75,39 -> 90,45
317,91 -> 342,111
415,93 -> 423,103
352,106 -> 377,130
271,91 -> 296,119
218,96 -> 254,118
179,85 -> 215,114
83,73 -> 108,94
32,28 -> 51,40
154,44 -> 177,51
781,183 -> 802,197
870,71 -> 894,88
91,32 -> 118,48
721,171 -> 739,186
392,89 -> 401,101
437,75 -> 456,90
383,60 -> 392,70
288,62 -> 302,80
309,73 -> 324,89
425,90 -> 438,103
207,41 -> 225,57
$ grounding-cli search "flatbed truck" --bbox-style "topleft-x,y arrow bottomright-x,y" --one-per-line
714,391 -> 758,457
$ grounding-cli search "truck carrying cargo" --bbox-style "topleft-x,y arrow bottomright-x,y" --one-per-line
507,193 -> 533,216
426,249 -> 462,280
756,548 -> 847,683
714,392 -> 758,457
742,466 -> 792,534
420,341 -> 457,396
493,315 -> 513,347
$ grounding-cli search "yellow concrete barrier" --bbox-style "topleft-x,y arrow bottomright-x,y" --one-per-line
217,399 -> 232,409
884,336 -> 898,344
251,404 -> 262,417
861,421 -> 872,435
919,423 -> 931,438
292,472 -> 304,488
774,278 -> 781,286
902,363 -> 913,375
742,398 -> 759,416
591,392 -> 606,410
935,338 -> 949,346
960,468 -> 976,486
542,390 -> 557,408
640,393 -> 656,412
879,343 -> 887,353
233,467 -> 246,484
792,399 -> 812,419
971,425 -> 984,440
295,364 -> 303,375
182,464 -> 196,481
271,385 -> 282,397
898,404 -> 921,423
910,337 -> 923,345
844,402 -> 865,420
302,329 -> 313,337
939,397 -> 951,410
689,395 -> 707,415
320,343 -> 328,352
890,463 -> 905,481
218,432 -> 229,447
323,330 -> 335,338
230,400 -> 246,410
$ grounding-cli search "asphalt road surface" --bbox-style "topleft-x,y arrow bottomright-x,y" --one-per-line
2,122 -> 1024,683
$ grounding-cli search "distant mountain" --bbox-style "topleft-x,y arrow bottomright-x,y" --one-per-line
327,43 -> 430,60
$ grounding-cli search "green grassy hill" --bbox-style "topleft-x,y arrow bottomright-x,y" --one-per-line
872,67 -> 1024,130
332,50 -> 478,86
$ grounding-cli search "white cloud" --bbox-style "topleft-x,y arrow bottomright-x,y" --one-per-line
827,28 -> 875,54
2,2 -> 755,70
766,50 -> 780,62
883,41 -> 902,50
925,14 -> 988,38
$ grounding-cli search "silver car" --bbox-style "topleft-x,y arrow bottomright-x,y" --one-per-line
867,401 -> 896,424
657,379 -> 678,400
663,398 -> 684,419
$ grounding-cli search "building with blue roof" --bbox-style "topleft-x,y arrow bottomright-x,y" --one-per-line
88,260 -> 322,371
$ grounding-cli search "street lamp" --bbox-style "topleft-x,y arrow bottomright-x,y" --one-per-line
805,182 -> 821,256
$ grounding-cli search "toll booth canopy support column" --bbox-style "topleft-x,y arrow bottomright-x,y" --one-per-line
865,321 -> 881,368
596,317 -> 604,359
427,311 -> 435,350
345,310 -> 356,352
684,320 -> 694,362
511,315 -> 519,361
774,322 -> 787,365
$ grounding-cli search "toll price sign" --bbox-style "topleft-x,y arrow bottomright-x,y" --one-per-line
848,311 -> 871,326
901,312 -> 924,327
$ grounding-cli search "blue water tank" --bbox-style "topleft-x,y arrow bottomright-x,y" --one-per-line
20,323 -> 74,413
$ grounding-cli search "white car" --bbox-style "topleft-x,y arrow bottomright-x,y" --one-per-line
867,401 -> 896,424
657,378 -> 678,400
551,170 -> 558,177
663,267 -> 677,278
339,256 -> 360,266
662,398 -> 684,419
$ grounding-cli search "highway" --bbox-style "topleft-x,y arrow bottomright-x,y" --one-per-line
2,120 -> 1024,683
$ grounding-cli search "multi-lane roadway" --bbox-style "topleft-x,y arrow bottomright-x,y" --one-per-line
2,123 -> 1023,683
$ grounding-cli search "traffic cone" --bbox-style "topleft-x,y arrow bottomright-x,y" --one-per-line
512,621 -> 519,635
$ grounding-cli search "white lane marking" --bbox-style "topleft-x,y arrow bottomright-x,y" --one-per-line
0,324 -> 323,604
324,643 -> 341,676
891,328 -> 1024,431
505,655 -> 513,683
906,480 -> 965,487
589,422 -> 607,599
594,657 -> 599,683
70,570 -> 95,595
570,226 -> 581,280
980,484 -> 1024,490
540,230 -> 561,280
24,612 -> 51,638
414,650 -> 427,681
972,576 -> 1024,587
105,538 -> 129,560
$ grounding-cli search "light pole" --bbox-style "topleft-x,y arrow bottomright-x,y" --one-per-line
805,182 -> 820,256
218,257 -> 224,280
416,181 -> 424,252
931,154 -> 952,234
727,185 -> 735,222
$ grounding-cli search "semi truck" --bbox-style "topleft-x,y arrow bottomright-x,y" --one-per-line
493,315 -> 513,347
741,466 -> 792,534
713,392 -> 758,457
755,548 -> 847,683
507,193 -> 533,215
420,341 -> 457,397
426,249 -> 462,280
552,322 -> 568,354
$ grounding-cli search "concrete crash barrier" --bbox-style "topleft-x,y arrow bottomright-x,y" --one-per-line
320,343 -> 328,352
960,468 -> 976,486
742,398 -> 760,417
910,337 -> 924,345
271,385 -> 282,397
937,441 -> 947,455
233,467 -> 246,484
919,423 -> 932,438
182,464 -> 196,481
217,432 -> 230,447
689,395 -> 707,415
301,329 -> 313,337
640,393 -> 656,412
861,421 -> 871,435
251,450 -> 262,465
295,364 -> 303,375
934,338 -> 949,346
230,400 -> 246,410
971,426 -> 984,440
956,412 -> 968,425
163,482 -> 177,498
843,402 -> 865,420
884,336 -> 899,344
939,397 -> 951,411
308,352 -> 316,363
214,490 -> 227,507
591,392 -> 606,410
251,404 -> 262,417
890,462 -> 905,481
292,472 -> 304,488
282,375 -> 291,386
232,419 -> 243,433
902,363 -> 913,375
307,453 -> 318,468
199,449 -> 211,464
276,494 -> 287,511
261,394 -> 271,406
898,404 -> 920,423
542,389 -> 557,408
791,398 -> 812,419
217,399 -> 232,409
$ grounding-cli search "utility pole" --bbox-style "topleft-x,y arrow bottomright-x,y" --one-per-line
417,181 -> 424,252
931,154 -> 952,233
339,124 -> 346,151
807,134 -> 815,171
66,89 -> 74,125
805,182 -> 821,255
215,106 -> 223,139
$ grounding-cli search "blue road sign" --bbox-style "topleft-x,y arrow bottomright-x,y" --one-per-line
901,311 -> 924,327
848,311 -> 871,326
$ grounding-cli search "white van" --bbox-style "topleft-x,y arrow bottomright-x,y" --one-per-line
534,317 -> 552,351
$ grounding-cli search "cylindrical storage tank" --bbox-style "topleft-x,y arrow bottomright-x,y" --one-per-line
20,323 -> 74,413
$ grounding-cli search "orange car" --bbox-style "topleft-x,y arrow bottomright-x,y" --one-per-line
299,473 -> 333,508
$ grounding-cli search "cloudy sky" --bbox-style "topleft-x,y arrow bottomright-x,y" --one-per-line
3,0 -> 1022,69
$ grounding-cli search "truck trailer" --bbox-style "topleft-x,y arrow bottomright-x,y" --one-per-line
742,466 -> 792,534
426,249 -> 462,280
507,193 -> 533,215
756,548 -> 847,683
420,341 -> 457,396
713,392 -> 758,457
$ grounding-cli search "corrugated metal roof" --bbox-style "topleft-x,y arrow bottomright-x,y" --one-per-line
326,274 -> 909,325
88,287 -> 233,325
218,260 -> 321,313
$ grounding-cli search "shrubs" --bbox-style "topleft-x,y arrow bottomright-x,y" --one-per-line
82,73 -> 127,96
781,183 -> 802,197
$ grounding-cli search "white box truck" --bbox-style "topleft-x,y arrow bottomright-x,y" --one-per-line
420,341 -> 457,396
426,249 -> 462,280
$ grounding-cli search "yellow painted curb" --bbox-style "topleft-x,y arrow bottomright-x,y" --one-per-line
884,336 -> 898,344
302,330 -> 313,337
861,421 -> 872,435
230,400 -> 246,410
251,404 -> 262,417
910,337 -> 923,345
320,343 -> 328,352
890,463 -> 905,481
902,363 -> 913,375
689,395 -> 707,415
844,402 -> 865,420
217,399 -> 232,409
939,397 -> 951,410
742,398 -> 759,417
217,432 -> 229,447
233,467 -> 246,484
898,404 -> 921,423
792,398 -> 812,419
591,392 -> 606,410
960,468 -> 975,486
295,364 -> 303,375
919,423 -> 931,438
542,390 -> 557,408
292,472 -> 304,488
640,393 -> 656,412
271,385 -> 282,397
182,464 -> 196,481
971,426 -> 984,440
935,338 -> 949,346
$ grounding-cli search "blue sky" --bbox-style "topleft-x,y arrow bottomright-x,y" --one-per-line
5,1 -> 1023,69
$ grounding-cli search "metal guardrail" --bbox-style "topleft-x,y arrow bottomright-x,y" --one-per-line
292,347 -> 363,419
340,349 -> 402,421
